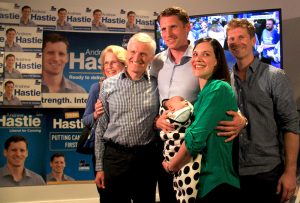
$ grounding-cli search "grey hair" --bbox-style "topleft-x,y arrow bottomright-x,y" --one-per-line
127,32 -> 156,55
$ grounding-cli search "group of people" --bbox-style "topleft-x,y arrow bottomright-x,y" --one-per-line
0,135 -> 74,186
80,6 -> 299,203
11,5 -> 141,32
0,5 -> 298,203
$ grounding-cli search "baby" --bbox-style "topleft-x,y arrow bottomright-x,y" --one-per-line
160,96 -> 201,203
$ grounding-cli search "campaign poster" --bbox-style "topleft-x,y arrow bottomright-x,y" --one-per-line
0,2 -> 56,29
62,7 -> 92,31
26,4 -> 57,29
41,30 -> 133,108
134,9 -> 157,32
4,52 -> 42,79
41,93 -> 88,108
45,109 -> 94,181
3,26 -> 43,52
1,2 -> 156,33
25,4 -> 92,31
0,52 -> 4,77
0,26 -> 5,50
100,8 -> 156,32
2,78 -> 41,106
0,109 -> 47,183
0,2 -> 20,26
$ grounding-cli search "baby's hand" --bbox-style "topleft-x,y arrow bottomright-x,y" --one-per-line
156,111 -> 174,132
166,111 -> 174,119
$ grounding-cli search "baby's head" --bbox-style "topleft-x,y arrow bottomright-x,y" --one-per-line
164,96 -> 188,112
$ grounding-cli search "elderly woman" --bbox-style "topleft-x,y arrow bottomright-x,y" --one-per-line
83,45 -> 127,128
82,45 -> 127,203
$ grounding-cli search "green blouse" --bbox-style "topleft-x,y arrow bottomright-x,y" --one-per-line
185,79 -> 240,198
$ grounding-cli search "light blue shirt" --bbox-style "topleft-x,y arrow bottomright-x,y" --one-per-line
150,44 -> 199,103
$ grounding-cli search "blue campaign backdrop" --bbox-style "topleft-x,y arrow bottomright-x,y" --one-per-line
0,108 -> 95,183
0,109 -> 47,179
45,108 -> 94,181
0,28 -> 136,185
43,30 -> 133,93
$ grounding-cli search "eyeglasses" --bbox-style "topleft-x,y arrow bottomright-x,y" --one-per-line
103,60 -> 120,68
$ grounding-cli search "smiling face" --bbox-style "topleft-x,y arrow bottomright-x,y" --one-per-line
58,10 -> 67,21
6,30 -> 16,43
50,156 -> 66,174
159,15 -> 190,50
21,8 -> 31,20
6,56 -> 15,69
103,51 -> 125,78
93,11 -> 102,22
127,13 -> 136,24
227,27 -> 256,61
4,82 -> 15,96
4,141 -> 28,168
42,41 -> 68,76
191,41 -> 217,80
126,41 -> 154,78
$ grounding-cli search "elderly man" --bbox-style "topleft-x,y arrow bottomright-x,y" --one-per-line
95,32 -> 159,203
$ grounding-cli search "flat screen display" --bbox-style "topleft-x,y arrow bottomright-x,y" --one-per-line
155,8 -> 282,69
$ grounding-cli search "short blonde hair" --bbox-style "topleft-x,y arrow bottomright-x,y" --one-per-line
226,18 -> 256,38
100,45 -> 127,71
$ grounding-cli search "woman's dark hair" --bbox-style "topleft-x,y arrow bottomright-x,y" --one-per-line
193,37 -> 231,84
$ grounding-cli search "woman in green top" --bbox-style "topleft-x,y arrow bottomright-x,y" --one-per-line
163,37 -> 240,203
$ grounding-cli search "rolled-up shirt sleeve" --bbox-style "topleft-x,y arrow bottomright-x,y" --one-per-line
271,69 -> 299,134
185,82 -> 238,157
